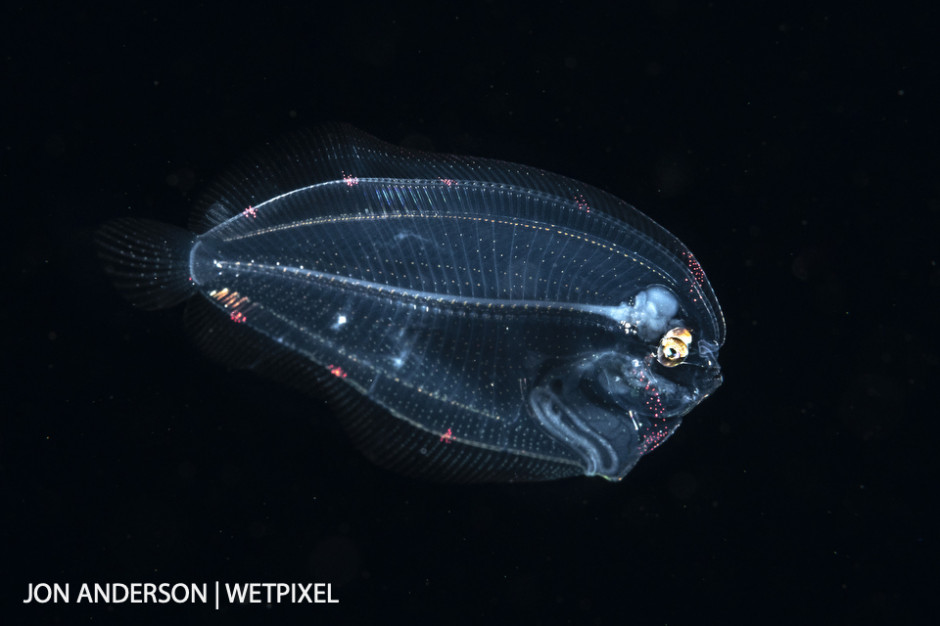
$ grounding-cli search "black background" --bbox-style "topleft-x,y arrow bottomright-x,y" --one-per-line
5,1 -> 937,624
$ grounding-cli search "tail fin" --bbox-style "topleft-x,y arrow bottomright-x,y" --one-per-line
95,218 -> 197,310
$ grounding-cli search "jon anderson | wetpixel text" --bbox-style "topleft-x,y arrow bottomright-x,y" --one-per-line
24,582 -> 338,607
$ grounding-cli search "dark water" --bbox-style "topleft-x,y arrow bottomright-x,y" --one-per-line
6,2 -> 936,624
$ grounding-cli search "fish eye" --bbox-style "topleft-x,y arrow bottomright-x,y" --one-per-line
657,327 -> 692,367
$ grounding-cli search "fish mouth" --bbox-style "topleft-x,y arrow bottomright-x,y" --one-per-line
699,365 -> 723,397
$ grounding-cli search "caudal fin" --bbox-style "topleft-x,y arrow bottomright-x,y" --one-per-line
95,218 -> 197,310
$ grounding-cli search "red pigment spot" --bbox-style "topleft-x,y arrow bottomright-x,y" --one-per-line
328,365 -> 347,378
636,364 -> 665,417
440,428 -> 454,443
630,362 -> 672,455
229,311 -> 247,323
573,194 -> 591,213
645,384 -> 665,419
641,428 -> 669,454
242,205 -> 258,218
342,172 -> 360,186
682,251 -> 706,285
439,178 -> 455,187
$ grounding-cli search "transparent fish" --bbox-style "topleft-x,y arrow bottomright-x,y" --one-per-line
97,124 -> 725,482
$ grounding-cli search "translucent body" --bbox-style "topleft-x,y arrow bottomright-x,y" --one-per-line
98,125 -> 724,481
190,172 -> 723,480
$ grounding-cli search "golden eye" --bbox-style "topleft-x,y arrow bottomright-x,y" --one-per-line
657,328 -> 692,367
664,327 -> 692,344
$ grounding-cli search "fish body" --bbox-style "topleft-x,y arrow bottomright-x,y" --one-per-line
98,125 -> 724,482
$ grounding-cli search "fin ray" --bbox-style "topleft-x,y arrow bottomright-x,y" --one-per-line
95,218 -> 196,310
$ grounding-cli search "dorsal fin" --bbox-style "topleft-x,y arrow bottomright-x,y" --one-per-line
188,202 -> 240,234
184,122 -> 722,344
187,124 -> 382,235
